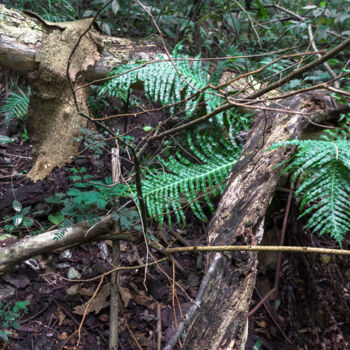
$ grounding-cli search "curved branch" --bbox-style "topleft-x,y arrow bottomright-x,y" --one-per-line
0,216 -> 139,274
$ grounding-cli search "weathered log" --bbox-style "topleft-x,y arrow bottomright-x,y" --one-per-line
0,215 -> 140,273
0,5 -> 162,80
0,5 -> 163,181
182,92 -> 338,349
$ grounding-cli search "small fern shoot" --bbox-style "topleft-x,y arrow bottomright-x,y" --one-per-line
141,128 -> 242,226
0,87 -> 30,127
271,139 -> 350,244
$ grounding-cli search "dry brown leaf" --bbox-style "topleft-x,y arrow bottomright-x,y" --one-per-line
66,283 -> 81,296
58,310 -> 66,327
73,284 -> 110,315
98,314 -> 109,322
119,286 -> 132,307
79,287 -> 95,296
134,294 -> 156,309
255,320 -> 267,328
59,332 -> 67,340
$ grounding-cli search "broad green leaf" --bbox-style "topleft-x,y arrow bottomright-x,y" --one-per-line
21,206 -> 31,215
0,135 -> 13,144
22,217 -> 33,227
143,125 -> 153,132
13,214 -> 24,227
48,212 -> 65,225
13,200 -> 22,212
111,0 -> 120,14
255,0 -> 268,19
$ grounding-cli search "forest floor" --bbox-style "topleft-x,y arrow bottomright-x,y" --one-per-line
1,69 -> 350,350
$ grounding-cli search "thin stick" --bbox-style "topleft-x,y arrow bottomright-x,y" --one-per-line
307,23 -> 339,88
248,35 -> 350,99
163,254 -> 222,350
109,145 -> 121,350
274,184 -> 294,295
157,302 -> 162,350
165,245 -> 350,256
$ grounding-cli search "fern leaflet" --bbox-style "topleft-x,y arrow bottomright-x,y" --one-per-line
0,87 -> 30,126
141,127 -> 242,226
271,139 -> 350,244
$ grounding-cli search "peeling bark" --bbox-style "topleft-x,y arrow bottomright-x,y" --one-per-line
0,5 -> 162,79
0,5 -> 163,180
26,18 -> 102,181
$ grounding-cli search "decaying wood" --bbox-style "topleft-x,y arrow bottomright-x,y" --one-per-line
182,92 -> 336,350
26,18 -> 101,181
0,5 -> 162,80
0,5 -> 162,181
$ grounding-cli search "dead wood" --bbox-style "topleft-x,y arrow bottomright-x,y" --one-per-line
182,92 -> 337,350
0,5 -> 162,181
0,215 -> 139,274
0,5 -> 162,80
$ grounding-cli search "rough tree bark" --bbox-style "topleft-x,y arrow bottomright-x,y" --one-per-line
182,93 -> 333,349
0,5 -> 349,349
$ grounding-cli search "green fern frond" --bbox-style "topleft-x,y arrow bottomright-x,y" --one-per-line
0,87 -> 30,127
102,48 -> 250,227
271,139 -> 350,244
141,129 -> 242,226
99,45 -> 224,119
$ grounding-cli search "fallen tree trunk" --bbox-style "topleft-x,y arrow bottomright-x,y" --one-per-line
181,94 -> 310,349
0,4 -> 162,80
0,215 -> 140,273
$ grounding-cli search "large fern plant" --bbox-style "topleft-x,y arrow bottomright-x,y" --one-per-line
98,44 -> 249,130
102,48 -> 350,245
99,46 -> 249,225
271,139 -> 350,244
142,127 -> 242,226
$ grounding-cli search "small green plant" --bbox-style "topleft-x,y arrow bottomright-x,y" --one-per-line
0,136 -> 13,145
112,208 -> 142,231
0,300 -> 30,343
45,167 -> 141,240
0,87 -> 30,142
3,200 -> 33,235
74,127 -> 108,160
